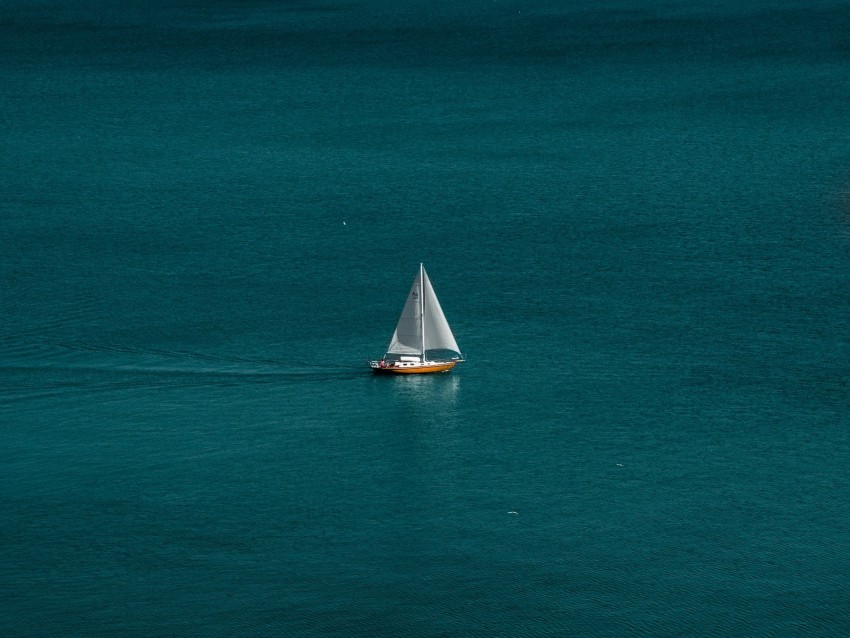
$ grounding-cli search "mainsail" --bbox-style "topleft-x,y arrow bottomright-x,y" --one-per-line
387,265 -> 460,357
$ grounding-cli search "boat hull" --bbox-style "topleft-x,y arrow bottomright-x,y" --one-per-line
371,361 -> 458,374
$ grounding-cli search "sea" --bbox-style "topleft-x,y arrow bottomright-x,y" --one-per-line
2,1 -> 850,636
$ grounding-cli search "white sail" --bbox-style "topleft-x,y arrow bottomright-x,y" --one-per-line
421,268 -> 461,354
386,269 -> 424,355
386,265 -> 460,357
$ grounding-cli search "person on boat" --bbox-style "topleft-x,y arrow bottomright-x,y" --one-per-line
380,358 -> 386,369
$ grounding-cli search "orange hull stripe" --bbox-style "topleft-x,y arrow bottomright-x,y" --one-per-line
379,362 -> 457,374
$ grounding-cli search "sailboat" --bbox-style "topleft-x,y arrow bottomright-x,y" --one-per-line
370,264 -> 463,374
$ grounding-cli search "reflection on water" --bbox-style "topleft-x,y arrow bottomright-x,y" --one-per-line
373,373 -> 466,517
391,372 -> 460,407
379,373 -> 462,433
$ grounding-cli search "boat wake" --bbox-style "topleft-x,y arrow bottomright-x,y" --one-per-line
0,338 -> 367,401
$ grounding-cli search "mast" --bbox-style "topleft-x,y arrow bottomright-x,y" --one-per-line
420,262 -> 425,360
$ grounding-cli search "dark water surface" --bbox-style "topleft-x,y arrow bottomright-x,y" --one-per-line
3,1 -> 850,635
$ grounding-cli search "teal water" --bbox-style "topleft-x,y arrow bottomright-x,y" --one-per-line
3,1 -> 850,635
